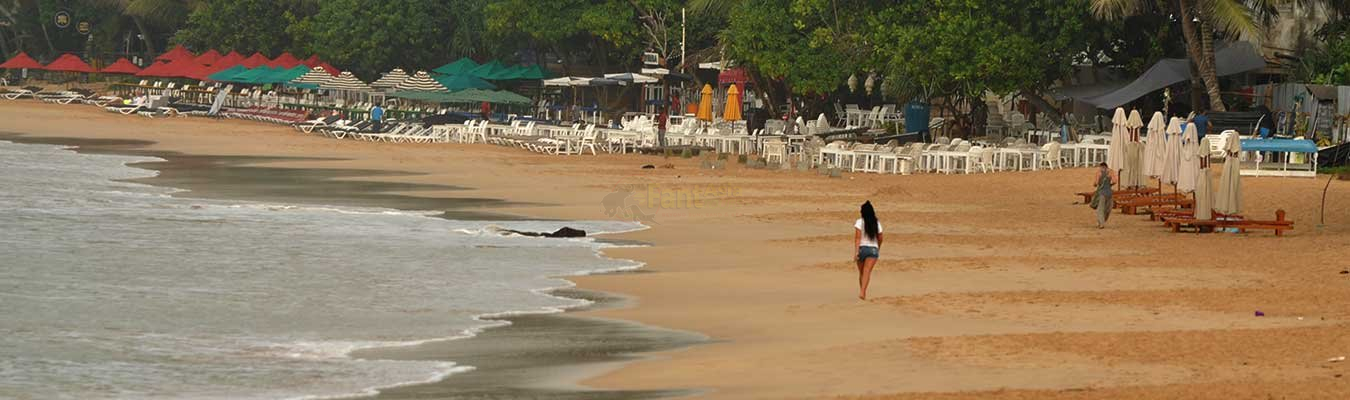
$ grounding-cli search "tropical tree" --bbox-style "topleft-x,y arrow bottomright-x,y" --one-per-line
293,0 -> 454,79
1090,0 -> 1313,112
173,0 -> 318,55
92,0 -> 200,56
866,0 -> 1094,130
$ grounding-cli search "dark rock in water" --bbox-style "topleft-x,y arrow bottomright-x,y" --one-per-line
642,164 -> 656,169
502,227 -> 587,238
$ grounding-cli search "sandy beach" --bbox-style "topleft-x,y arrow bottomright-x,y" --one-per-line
4,101 -> 1350,399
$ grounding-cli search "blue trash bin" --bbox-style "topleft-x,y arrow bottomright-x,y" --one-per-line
904,102 -> 931,138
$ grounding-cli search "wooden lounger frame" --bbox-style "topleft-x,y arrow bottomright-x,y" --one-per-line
1117,194 -> 1193,215
1163,210 -> 1293,236
1076,187 -> 1158,203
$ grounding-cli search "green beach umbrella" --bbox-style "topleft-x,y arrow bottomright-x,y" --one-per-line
516,65 -> 549,80
208,65 -> 250,82
488,65 -> 529,80
231,66 -> 279,84
434,74 -> 496,91
467,60 -> 507,79
433,58 -> 479,76
271,66 -> 311,84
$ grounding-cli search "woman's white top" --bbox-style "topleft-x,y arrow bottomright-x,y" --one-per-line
854,218 -> 883,248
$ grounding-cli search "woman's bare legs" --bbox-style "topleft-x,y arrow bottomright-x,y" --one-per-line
856,258 -> 866,298
859,257 -> 877,300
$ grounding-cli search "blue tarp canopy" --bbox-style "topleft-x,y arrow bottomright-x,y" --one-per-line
1241,138 -> 1318,153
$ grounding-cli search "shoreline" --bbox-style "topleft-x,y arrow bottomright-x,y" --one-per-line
0,133 -> 705,399
5,100 -> 1350,399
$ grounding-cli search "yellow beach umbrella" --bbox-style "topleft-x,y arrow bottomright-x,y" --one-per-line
696,84 -> 714,121
723,84 -> 742,121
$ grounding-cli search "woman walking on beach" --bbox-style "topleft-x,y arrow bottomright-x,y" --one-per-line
1090,162 -> 1117,228
855,201 -> 883,300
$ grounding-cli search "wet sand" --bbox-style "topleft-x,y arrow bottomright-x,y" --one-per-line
4,100 -> 1350,399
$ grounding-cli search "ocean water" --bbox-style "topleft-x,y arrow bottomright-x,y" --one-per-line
0,140 -> 644,400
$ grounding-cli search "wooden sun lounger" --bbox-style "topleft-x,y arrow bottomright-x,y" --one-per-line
1163,210 -> 1292,236
1075,187 -> 1159,203
1117,193 -> 1192,215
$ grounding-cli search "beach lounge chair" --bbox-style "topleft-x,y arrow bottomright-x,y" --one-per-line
2,88 -> 37,100
1117,193 -> 1193,215
1163,210 -> 1292,236
295,115 -> 342,133
1075,187 -> 1159,204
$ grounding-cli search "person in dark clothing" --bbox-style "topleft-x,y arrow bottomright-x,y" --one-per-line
1255,105 -> 1276,138
1192,109 -> 1210,140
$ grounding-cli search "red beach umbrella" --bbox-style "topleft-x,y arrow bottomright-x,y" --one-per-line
211,51 -> 246,71
0,52 -> 44,70
44,54 -> 96,73
171,60 -> 212,80
194,49 -> 222,66
155,44 -> 196,63
136,58 -> 207,80
100,58 -> 143,75
302,54 -> 322,68
267,52 -> 301,69
316,62 -> 341,76
240,52 -> 269,68
135,61 -> 173,78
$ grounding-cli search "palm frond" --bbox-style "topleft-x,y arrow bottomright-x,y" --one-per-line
1089,0 -> 1148,20
124,0 -> 195,26
1201,0 -> 1261,37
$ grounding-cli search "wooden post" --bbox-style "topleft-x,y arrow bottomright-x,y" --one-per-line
1276,209 -> 1286,237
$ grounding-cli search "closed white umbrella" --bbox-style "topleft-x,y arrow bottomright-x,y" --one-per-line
1215,132 -> 1242,215
1161,117 -> 1183,187
1194,164 -> 1214,220
1177,122 -> 1201,193
1106,108 -> 1127,171
1122,110 -> 1146,188
1143,112 -> 1165,178
817,113 -> 830,132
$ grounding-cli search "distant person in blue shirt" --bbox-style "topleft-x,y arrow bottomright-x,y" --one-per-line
1192,109 -> 1209,139
371,103 -> 385,133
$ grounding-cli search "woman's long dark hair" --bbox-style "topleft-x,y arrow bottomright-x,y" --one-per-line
860,201 -> 879,240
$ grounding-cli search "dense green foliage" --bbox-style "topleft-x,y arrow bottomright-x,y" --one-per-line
1,0 -> 1344,120
1301,21 -> 1350,85
173,0 -> 316,56
867,0 -> 1092,101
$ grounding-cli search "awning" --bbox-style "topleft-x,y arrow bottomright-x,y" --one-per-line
1056,42 -> 1266,109
604,73 -> 658,84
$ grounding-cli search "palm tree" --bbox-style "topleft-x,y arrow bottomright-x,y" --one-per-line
93,0 -> 200,56
1091,0 -> 1311,112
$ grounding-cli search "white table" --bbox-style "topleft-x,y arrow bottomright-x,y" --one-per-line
1063,143 -> 1109,167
